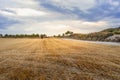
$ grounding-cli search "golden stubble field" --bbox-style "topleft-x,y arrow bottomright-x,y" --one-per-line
0,38 -> 120,80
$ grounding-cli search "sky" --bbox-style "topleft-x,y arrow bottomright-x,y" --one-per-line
0,0 -> 120,35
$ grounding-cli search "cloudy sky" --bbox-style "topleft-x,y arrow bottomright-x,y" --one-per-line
0,0 -> 120,35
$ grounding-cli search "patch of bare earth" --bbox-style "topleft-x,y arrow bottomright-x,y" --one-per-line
0,38 -> 120,80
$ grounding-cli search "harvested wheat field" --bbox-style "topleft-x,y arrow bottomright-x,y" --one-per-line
0,38 -> 120,80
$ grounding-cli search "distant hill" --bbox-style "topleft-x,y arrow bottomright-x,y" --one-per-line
60,27 -> 120,42
101,27 -> 120,34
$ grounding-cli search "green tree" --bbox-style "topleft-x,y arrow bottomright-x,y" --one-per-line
0,34 -> 3,37
65,31 -> 73,36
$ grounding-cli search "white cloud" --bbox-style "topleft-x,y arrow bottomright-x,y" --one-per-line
0,10 -> 15,16
3,8 -> 47,17
82,21 -> 107,26
2,20 -> 108,35
0,0 -> 40,9
0,0 -> 49,18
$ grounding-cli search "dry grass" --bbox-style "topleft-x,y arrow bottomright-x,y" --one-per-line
0,38 -> 120,80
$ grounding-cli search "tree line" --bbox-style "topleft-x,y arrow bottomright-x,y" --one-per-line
0,34 -> 47,38
53,31 -> 74,38
55,27 -> 120,42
